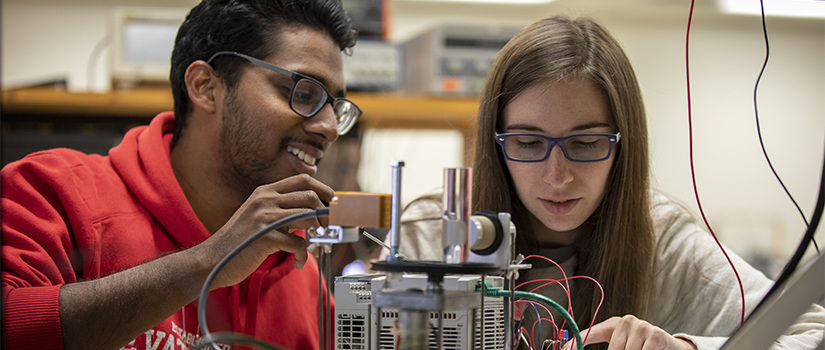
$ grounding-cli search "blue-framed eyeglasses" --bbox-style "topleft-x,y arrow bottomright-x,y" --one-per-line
495,132 -> 621,163
207,51 -> 362,135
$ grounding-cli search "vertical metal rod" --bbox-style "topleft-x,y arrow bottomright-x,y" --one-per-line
325,245 -> 333,350
397,310 -> 429,350
318,248 -> 324,350
505,275 -> 514,350
317,244 -> 333,350
481,274 -> 487,349
388,160 -> 405,262
428,281 -> 444,350
442,168 -> 471,264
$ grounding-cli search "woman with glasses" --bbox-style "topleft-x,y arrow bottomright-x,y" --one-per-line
388,16 -> 824,350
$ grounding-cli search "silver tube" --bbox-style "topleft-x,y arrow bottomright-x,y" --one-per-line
388,160 -> 405,262
442,168 -> 471,264
396,310 -> 428,350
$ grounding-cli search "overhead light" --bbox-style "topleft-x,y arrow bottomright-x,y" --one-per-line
719,0 -> 825,18
404,0 -> 555,4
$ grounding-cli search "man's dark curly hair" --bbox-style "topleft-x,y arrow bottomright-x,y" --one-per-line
168,0 -> 357,146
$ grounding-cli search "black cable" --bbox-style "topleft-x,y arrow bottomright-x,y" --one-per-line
196,208 -> 329,350
752,0 -> 819,252
748,139 -> 825,322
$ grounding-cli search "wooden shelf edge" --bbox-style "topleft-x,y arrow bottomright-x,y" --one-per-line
2,87 -> 481,130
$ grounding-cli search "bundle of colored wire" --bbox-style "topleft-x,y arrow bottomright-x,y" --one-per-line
523,275 -> 604,344
515,255 -> 604,346
480,281 -> 584,350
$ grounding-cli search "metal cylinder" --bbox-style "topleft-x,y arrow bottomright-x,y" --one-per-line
396,310 -> 429,350
442,168 -> 471,264
388,160 -> 405,262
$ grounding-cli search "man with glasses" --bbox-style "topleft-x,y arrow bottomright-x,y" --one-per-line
1,1 -> 358,349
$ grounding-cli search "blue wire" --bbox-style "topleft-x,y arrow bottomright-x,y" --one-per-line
514,301 -> 542,349
514,301 -> 550,350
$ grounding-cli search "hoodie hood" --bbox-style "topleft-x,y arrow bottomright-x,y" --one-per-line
109,112 -> 210,248
107,112 -> 329,347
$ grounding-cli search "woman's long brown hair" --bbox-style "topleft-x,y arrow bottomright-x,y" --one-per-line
472,16 -> 655,335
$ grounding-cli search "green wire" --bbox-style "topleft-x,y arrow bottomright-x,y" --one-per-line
480,281 -> 584,350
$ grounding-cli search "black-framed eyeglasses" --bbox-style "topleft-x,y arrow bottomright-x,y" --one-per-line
206,51 -> 362,135
495,132 -> 621,163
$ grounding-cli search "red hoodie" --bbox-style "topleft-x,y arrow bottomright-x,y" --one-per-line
2,112 -> 331,350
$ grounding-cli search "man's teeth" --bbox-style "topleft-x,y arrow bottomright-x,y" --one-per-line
286,146 -> 317,166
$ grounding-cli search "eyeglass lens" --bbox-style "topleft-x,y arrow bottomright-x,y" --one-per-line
291,78 -> 359,135
502,134 -> 613,161
291,79 -> 327,116
333,102 -> 357,134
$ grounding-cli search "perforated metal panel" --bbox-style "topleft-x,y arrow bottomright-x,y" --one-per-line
336,314 -> 368,349
335,274 -> 505,350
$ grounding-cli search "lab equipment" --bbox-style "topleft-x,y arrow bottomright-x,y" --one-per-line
194,161 -> 583,350
109,7 -> 186,87
334,274 -> 506,350
401,24 -> 520,96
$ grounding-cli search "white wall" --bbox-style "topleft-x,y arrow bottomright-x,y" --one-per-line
3,0 -> 824,271
620,15 -> 825,269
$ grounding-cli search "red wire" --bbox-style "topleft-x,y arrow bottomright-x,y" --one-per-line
518,326 -> 530,349
515,300 -> 553,349
530,316 -> 561,350
515,254 -> 606,344
524,276 -> 604,345
685,0 -> 746,324
516,300 -> 555,319
532,317 -> 559,349
521,255 -> 575,318
515,278 -> 565,293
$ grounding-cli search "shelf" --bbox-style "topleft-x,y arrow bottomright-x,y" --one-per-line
1,86 -> 480,133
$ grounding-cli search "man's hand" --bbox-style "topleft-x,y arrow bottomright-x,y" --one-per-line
194,173 -> 335,289
563,315 -> 698,350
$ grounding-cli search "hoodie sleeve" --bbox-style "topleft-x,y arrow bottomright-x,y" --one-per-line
1,150 -> 103,350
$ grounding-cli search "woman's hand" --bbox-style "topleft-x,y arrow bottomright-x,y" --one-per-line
563,315 -> 697,350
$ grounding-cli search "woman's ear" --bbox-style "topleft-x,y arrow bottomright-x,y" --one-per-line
184,60 -> 221,113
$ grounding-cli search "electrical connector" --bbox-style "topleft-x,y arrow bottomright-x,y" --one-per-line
328,191 -> 393,228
